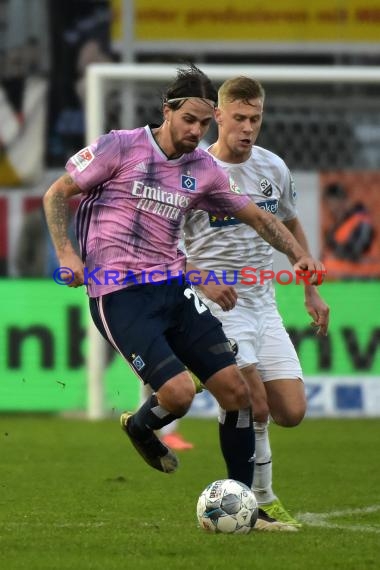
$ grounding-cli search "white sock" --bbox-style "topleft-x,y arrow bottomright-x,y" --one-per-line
160,419 -> 179,436
253,421 -> 277,505
141,383 -> 153,402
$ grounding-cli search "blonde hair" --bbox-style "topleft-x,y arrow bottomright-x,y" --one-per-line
218,76 -> 265,107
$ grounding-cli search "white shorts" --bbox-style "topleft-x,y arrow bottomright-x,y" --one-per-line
201,298 -> 303,383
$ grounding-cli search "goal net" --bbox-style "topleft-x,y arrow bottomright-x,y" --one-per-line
85,63 -> 380,419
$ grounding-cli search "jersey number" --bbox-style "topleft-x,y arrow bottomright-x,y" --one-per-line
184,288 -> 208,314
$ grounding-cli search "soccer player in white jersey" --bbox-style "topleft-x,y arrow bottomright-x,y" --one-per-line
184,76 -> 329,530
43,65 -> 325,529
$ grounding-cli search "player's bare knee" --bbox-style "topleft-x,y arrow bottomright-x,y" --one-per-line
251,397 -> 269,423
290,407 -> 306,426
206,366 -> 251,410
157,392 -> 193,417
287,401 -> 306,426
157,374 -> 195,416
219,379 -> 250,411
271,408 -> 305,427
253,408 -> 270,424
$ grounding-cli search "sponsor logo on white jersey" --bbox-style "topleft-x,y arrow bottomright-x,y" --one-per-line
256,199 -> 279,214
208,213 -> 241,227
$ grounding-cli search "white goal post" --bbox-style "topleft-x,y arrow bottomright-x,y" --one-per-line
85,63 -> 380,419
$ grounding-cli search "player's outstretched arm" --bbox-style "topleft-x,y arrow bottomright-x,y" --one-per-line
43,174 -> 84,287
234,202 -> 325,285
283,216 -> 330,335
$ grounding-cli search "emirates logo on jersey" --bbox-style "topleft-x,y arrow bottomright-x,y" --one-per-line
260,178 -> 273,197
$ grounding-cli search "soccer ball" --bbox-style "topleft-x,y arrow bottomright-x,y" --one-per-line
196,479 -> 258,534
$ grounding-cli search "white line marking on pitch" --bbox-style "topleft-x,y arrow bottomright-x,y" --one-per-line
0,522 -> 108,528
297,505 -> 380,533
1,506 -> 379,533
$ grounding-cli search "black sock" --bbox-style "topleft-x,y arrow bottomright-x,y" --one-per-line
129,394 -> 179,440
218,408 -> 255,488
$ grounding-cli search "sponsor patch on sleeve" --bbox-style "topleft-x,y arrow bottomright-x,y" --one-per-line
71,147 -> 95,172
229,176 -> 241,194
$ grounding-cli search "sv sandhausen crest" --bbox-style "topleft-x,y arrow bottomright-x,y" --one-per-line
260,178 -> 273,197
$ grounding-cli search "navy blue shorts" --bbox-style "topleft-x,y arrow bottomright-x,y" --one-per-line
89,280 -> 236,391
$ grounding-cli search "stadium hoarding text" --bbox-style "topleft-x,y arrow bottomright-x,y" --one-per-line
0,280 -> 379,416
112,0 -> 380,49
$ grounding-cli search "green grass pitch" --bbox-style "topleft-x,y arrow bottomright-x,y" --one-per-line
1,415 -> 378,570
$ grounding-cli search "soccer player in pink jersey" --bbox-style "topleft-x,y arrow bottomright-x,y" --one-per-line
43,65 -> 324,528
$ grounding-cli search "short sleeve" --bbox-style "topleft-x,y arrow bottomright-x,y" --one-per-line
65,131 -> 122,192
277,168 -> 298,221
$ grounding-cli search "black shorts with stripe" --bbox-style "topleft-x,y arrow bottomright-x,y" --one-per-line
89,279 -> 236,391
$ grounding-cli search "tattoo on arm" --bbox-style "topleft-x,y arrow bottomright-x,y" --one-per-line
62,174 -> 75,186
45,189 -> 72,254
255,214 -> 301,263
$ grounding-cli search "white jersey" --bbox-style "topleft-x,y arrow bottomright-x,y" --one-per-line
183,145 -> 297,305
184,146 -> 303,379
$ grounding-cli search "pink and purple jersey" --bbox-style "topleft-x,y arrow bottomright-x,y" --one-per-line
66,125 -> 250,297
